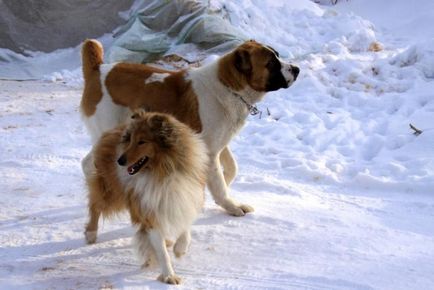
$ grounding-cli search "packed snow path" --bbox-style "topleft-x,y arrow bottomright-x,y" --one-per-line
0,81 -> 432,290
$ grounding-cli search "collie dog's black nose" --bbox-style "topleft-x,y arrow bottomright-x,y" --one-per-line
291,65 -> 300,79
117,155 -> 127,166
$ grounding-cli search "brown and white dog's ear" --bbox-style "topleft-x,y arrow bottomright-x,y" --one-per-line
234,48 -> 252,74
149,114 -> 175,148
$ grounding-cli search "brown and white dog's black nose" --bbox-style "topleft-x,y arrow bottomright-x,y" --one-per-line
291,65 -> 300,80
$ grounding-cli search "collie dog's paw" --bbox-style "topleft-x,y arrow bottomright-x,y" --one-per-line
165,240 -> 174,247
173,239 -> 188,258
84,230 -> 97,244
173,245 -> 186,258
140,255 -> 158,269
158,274 -> 182,285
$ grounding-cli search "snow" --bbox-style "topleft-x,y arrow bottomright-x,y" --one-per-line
1,0 -> 434,289
335,0 -> 434,43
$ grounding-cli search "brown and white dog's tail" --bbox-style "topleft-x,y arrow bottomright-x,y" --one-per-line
80,39 -> 104,138
81,39 -> 104,80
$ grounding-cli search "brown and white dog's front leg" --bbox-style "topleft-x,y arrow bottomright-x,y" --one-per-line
208,152 -> 254,216
220,146 -> 238,186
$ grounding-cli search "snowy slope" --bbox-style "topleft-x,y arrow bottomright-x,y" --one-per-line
1,1 -> 434,289
335,0 -> 434,43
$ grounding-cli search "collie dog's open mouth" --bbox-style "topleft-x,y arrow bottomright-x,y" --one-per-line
128,157 -> 149,175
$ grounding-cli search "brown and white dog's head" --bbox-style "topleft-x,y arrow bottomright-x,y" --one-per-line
219,40 -> 300,92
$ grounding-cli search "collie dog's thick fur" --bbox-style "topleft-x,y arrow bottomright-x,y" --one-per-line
82,111 -> 208,284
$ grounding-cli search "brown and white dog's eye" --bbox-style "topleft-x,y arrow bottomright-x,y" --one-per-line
138,140 -> 146,145
267,57 -> 281,70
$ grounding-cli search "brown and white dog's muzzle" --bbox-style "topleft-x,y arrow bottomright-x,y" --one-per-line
280,60 -> 300,87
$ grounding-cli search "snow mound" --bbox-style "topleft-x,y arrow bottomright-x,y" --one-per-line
390,39 -> 434,79
219,0 -> 379,58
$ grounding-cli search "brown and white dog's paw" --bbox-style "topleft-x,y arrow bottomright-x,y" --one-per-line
228,204 -> 254,217
238,203 -> 254,215
84,230 -> 97,244
158,273 -> 182,285
221,199 -> 254,216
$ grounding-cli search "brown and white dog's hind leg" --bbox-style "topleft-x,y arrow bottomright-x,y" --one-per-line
220,146 -> 238,186
208,153 -> 254,217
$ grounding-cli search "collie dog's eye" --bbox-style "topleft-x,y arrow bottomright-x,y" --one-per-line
138,140 -> 146,145
122,134 -> 131,143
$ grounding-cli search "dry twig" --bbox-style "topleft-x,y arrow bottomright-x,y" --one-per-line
409,123 -> 423,136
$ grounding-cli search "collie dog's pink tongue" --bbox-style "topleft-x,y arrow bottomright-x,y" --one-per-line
126,157 -> 148,175
128,165 -> 135,175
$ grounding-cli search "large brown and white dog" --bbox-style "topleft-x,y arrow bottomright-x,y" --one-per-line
82,111 -> 208,284
81,39 -> 299,216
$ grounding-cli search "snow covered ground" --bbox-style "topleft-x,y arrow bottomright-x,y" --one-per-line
1,0 -> 433,289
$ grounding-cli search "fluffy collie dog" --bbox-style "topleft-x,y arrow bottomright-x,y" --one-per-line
82,111 -> 208,284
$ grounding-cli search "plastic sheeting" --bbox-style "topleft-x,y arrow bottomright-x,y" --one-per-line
0,0 -> 246,79
107,0 -> 247,63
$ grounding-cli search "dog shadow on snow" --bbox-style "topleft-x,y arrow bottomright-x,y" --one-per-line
0,205 -> 240,289
0,203 -> 297,289
0,205 -> 134,260
0,206 -> 85,231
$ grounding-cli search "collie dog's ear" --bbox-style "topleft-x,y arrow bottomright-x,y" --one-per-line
131,108 -> 146,120
149,114 -> 175,148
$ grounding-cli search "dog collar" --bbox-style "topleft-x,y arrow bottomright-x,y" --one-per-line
231,91 -> 261,116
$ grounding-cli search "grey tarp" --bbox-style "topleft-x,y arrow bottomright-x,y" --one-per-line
0,0 -> 246,79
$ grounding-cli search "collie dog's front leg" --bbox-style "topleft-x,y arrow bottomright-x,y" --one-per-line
84,205 -> 100,244
82,151 -> 100,244
147,229 -> 181,284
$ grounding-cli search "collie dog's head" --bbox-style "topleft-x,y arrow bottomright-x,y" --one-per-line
116,110 -> 204,178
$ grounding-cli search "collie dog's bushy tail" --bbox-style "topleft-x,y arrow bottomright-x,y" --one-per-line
81,39 -> 104,80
